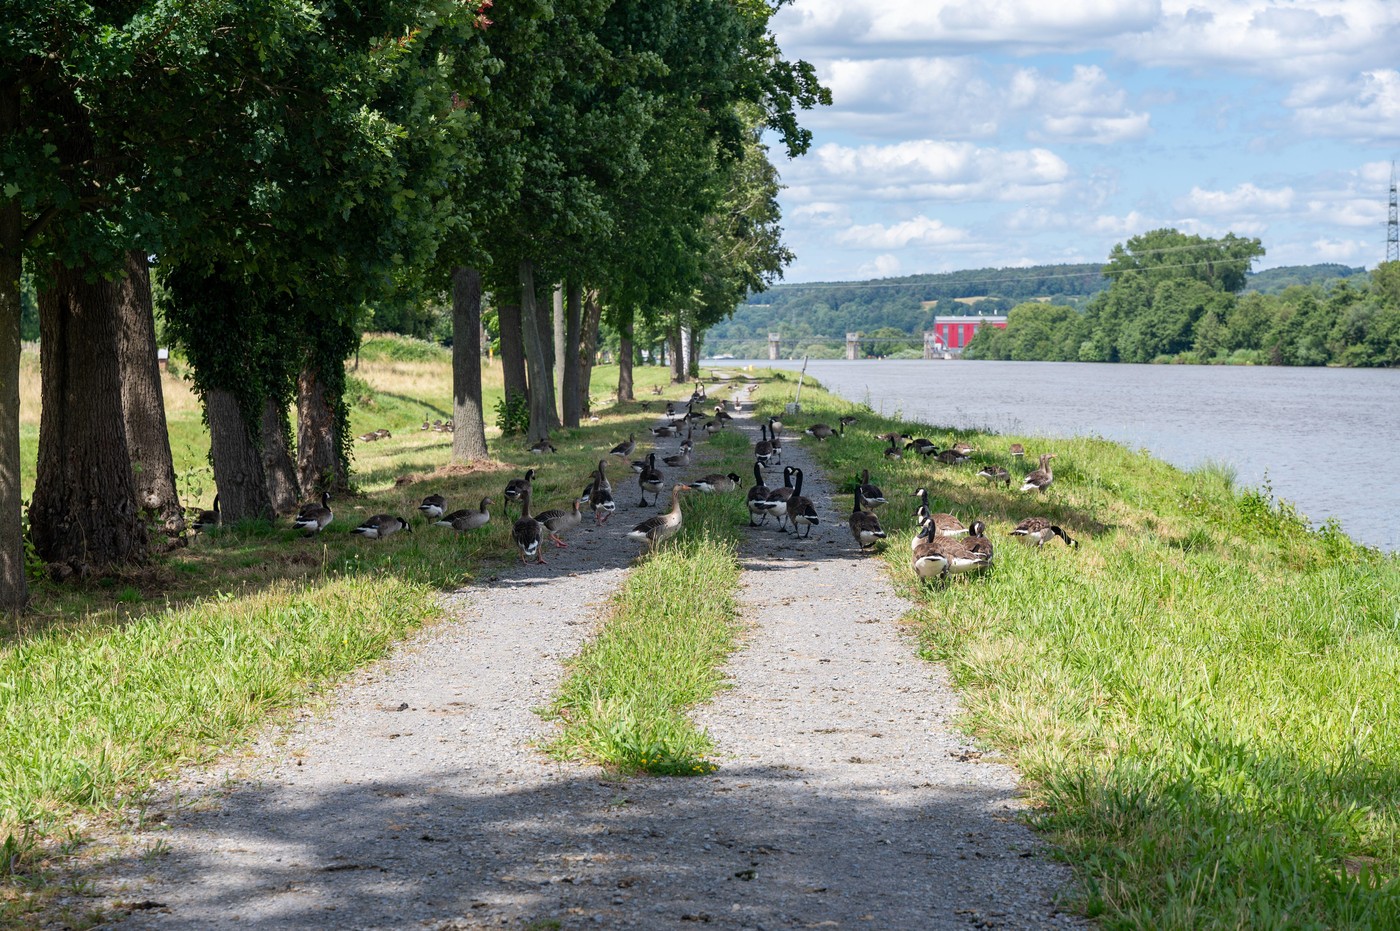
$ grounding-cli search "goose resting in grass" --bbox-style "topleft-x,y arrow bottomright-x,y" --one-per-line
849,488 -> 886,550
191,495 -> 221,532
1020,453 -> 1056,493
293,492 -> 333,535
1010,443 -> 1026,459
628,484 -> 690,552
978,465 -> 1011,487
911,488 -> 967,544
442,497 -> 492,531
352,514 -> 412,539
417,493 -> 447,520
1009,516 -> 1078,548
911,522 -> 991,580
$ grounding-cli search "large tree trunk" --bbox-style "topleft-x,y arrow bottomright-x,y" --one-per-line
538,282 -> 560,429
296,362 -> 348,495
497,301 -> 528,405
553,284 -> 566,416
617,307 -> 635,403
0,83 -> 25,608
578,287 -> 603,416
451,265 -> 490,461
668,320 -> 685,383
207,388 -> 273,523
562,282 -> 583,427
116,251 -> 185,540
688,328 -> 703,379
31,260 -> 148,577
518,260 -> 553,444
261,398 -> 299,514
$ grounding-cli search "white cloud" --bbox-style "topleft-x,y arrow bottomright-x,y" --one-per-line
1287,69 -> 1400,142
837,216 -> 968,249
857,254 -> 904,277
790,202 -> 852,228
1309,238 -> 1370,262
1091,211 -> 1154,235
1178,183 -> 1294,215
787,140 -> 1071,203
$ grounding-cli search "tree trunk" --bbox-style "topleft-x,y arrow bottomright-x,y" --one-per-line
553,284 -> 566,414
451,265 -> 490,461
617,307 -> 635,403
30,260 -> 148,577
518,260 -> 553,444
207,388 -> 273,523
116,251 -> 185,540
538,282 -> 560,429
688,328 -> 703,379
0,82 -> 25,608
296,362 -> 347,495
498,301 -> 528,405
261,398 -> 299,514
562,282 -> 583,427
578,287 -> 603,416
668,321 -> 685,383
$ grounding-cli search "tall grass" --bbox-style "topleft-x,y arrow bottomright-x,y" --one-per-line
770,380 -> 1400,928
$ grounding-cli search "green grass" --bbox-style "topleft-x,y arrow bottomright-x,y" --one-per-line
546,426 -> 753,776
768,380 -> 1400,928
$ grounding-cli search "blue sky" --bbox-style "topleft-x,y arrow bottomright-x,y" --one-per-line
765,0 -> 1400,283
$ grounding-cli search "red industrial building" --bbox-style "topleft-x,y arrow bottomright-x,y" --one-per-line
930,315 -> 1007,353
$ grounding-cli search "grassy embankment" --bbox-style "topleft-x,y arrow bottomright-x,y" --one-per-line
1,335 -> 709,920
762,379 -> 1400,928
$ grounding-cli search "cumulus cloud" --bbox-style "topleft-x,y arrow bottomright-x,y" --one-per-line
1177,183 -> 1295,215
786,140 -> 1071,203
790,202 -> 852,228
836,216 -> 968,249
1091,211 -> 1154,236
857,254 -> 904,278
1309,238 -> 1370,262
1287,69 -> 1400,142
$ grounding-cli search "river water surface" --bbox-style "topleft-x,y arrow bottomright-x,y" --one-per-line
740,359 -> 1400,552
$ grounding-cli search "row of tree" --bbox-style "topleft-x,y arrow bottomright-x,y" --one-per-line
0,1 -> 829,610
965,230 -> 1400,367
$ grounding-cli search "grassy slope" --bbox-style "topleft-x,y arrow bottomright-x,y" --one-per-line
766,379 -> 1400,928
2,337 -> 687,915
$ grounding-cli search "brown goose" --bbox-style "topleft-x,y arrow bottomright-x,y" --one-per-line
628,484 -> 690,552
511,487 -> 546,564
964,520 -> 994,562
529,438 -> 557,454
911,522 -> 991,580
949,440 -> 976,456
849,488 -> 886,550
936,448 -> 969,465
977,465 -> 1011,487
1020,453 -> 1056,492
1009,443 -> 1026,459
609,434 -> 636,458
804,422 -> 843,441
746,461 -> 773,527
638,452 -> 665,506
662,446 -> 691,469
911,488 -> 967,543
351,514 -> 413,539
692,472 -> 742,493
442,496 -> 492,531
1009,517 -> 1078,548
535,498 -> 584,548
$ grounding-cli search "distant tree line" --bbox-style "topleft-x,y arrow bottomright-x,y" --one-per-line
965,230 -> 1399,367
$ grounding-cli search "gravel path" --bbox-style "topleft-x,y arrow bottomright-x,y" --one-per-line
88,409 -> 1081,930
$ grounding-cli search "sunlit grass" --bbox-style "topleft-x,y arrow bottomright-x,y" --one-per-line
770,380 -> 1400,928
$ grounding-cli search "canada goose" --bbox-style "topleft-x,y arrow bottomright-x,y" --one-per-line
191,495 -> 221,532
949,440 -> 976,457
856,469 -> 886,509
905,438 -> 937,457
746,461 -> 773,527
662,446 -> 690,469
731,395 -> 743,412
763,466 -> 797,530
1020,453 -> 1056,493
978,465 -> 1011,487
883,436 -> 904,460
911,488 -> 967,541
529,438 -> 557,454
590,461 -> 615,525
628,484 -> 690,552
692,472 -> 742,493
839,415 -> 859,428
638,453 -> 665,506
1010,443 -> 1025,459
714,406 -> 733,425
876,431 -> 911,445
609,434 -> 635,458
651,384 -> 664,395
849,488 -> 886,550
351,514 -> 413,539
357,431 -> 380,442
754,422 -> 775,468
789,469 -> 819,539
964,520 -> 994,562
936,448 -> 969,465
804,422 -> 842,441
767,417 -> 784,463
703,419 -> 722,436
292,492 -> 333,535
420,419 -> 431,431
503,469 -> 536,517
911,523 -> 990,580
1009,516 -> 1078,548
535,498 -> 584,548
443,496 -> 492,531
417,493 -> 447,520
375,428 -> 392,439
650,425 -> 676,438
511,487 -> 546,564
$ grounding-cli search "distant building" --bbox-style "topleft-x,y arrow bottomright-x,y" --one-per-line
930,315 -> 1007,355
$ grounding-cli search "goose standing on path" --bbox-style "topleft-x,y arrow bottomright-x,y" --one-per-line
787,467 -> 820,538
442,496 -> 492,531
192,495 -> 221,532
628,484 -> 690,552
662,446 -> 691,469
1009,517 -> 1079,548
609,434 -> 636,459
590,461 -> 615,525
746,461 -> 773,527
535,498 -> 584,548
417,493 -> 447,521
763,466 -> 797,532
754,422 -> 775,468
503,469 -> 536,518
856,469 -> 886,509
849,488 -> 886,550
352,514 -> 413,539
767,418 -> 783,463
293,492 -> 333,535
1020,453 -> 1056,493
512,487 -> 547,564
638,453 -> 665,506
692,472 -> 742,493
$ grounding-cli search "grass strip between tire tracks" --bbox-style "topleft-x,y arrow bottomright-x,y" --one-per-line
766,377 -> 1400,928
547,429 -> 750,777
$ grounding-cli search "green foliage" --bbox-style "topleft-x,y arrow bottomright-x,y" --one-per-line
359,333 -> 450,364
493,392 -> 530,437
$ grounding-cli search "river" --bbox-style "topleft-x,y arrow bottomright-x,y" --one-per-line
726,359 -> 1400,552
